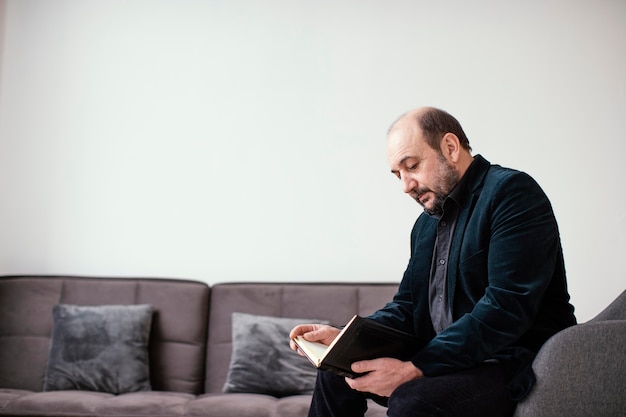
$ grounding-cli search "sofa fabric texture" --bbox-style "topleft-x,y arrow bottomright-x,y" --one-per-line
0,276 -> 393,417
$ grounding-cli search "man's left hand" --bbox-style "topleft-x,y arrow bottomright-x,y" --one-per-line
345,358 -> 424,397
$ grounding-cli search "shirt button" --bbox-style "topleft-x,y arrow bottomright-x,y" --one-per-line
439,259 -> 446,265
440,221 -> 447,227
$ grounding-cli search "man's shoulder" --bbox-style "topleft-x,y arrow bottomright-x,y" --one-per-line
478,158 -> 539,193
478,162 -> 551,217
474,155 -> 520,180
471,157 -> 548,211
466,155 -> 525,191
485,164 -> 540,191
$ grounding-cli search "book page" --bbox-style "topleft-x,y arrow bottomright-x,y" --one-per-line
294,336 -> 328,365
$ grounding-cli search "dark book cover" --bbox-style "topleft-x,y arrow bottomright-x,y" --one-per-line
293,315 -> 419,378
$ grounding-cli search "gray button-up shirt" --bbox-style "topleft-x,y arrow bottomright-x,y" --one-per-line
428,159 -> 476,333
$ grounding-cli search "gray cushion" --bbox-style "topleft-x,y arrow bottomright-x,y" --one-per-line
223,312 -> 328,396
43,304 -> 154,394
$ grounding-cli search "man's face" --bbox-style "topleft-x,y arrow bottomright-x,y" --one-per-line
387,127 -> 459,215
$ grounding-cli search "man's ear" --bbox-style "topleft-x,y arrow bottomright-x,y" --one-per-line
440,133 -> 461,162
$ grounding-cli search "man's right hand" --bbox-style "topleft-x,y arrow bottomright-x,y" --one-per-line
289,324 -> 341,354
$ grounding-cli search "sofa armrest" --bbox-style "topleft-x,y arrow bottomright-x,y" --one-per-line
514,320 -> 626,417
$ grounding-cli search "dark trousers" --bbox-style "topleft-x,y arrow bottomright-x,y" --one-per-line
308,362 -> 516,417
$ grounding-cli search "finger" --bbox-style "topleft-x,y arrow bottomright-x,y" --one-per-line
345,376 -> 370,393
303,328 -> 324,341
351,359 -> 373,374
289,324 -> 314,339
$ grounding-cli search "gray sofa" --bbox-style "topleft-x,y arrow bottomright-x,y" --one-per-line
514,288 -> 626,417
0,276 -> 392,417
0,276 -> 624,417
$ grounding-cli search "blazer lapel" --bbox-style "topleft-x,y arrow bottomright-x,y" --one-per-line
447,156 -> 491,310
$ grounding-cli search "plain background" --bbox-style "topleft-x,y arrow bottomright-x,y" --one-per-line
0,0 -> 624,322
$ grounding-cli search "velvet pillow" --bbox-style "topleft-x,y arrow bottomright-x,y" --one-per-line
43,304 -> 154,394
223,312 -> 329,396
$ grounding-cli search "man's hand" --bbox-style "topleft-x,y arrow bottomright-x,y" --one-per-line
289,324 -> 341,354
345,358 -> 423,397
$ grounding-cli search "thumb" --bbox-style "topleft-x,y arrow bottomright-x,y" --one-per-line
303,328 -> 325,341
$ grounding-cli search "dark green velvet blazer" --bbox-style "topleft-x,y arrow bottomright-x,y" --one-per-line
370,155 -> 576,400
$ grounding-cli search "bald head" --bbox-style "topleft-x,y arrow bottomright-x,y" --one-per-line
388,107 -> 472,153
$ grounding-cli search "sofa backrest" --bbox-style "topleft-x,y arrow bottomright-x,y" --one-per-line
204,282 -> 399,393
0,275 -> 209,395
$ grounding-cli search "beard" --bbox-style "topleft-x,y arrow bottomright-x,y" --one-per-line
415,155 -> 459,216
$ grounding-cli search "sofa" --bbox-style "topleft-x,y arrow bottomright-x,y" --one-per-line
0,275 -> 393,417
513,287 -> 625,417
0,275 -> 624,417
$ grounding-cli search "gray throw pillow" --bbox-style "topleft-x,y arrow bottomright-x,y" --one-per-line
43,304 -> 154,394
223,312 -> 329,396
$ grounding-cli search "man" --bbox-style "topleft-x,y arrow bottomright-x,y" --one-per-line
289,107 -> 576,417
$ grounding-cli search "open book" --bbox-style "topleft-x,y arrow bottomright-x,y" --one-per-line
292,315 -> 418,378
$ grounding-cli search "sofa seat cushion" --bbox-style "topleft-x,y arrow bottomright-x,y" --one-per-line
0,390 -> 194,416
185,393 -> 283,417
0,391 -> 387,417
184,393 -> 387,417
0,390 -> 110,416
0,389 -> 30,412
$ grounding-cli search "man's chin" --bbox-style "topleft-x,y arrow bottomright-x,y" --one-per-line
424,207 -> 440,216
423,199 -> 445,216
413,194 -> 443,215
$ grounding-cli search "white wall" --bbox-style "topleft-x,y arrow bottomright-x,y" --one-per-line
0,0 -> 624,321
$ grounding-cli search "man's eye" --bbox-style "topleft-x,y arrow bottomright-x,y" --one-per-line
408,164 -> 418,170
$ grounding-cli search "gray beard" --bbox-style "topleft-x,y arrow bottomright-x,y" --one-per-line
423,155 -> 459,216
424,192 -> 448,216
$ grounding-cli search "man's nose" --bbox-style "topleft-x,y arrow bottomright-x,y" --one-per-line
401,175 -> 416,194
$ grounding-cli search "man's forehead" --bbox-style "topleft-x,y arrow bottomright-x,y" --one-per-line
388,135 -> 429,170
388,124 -> 425,153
